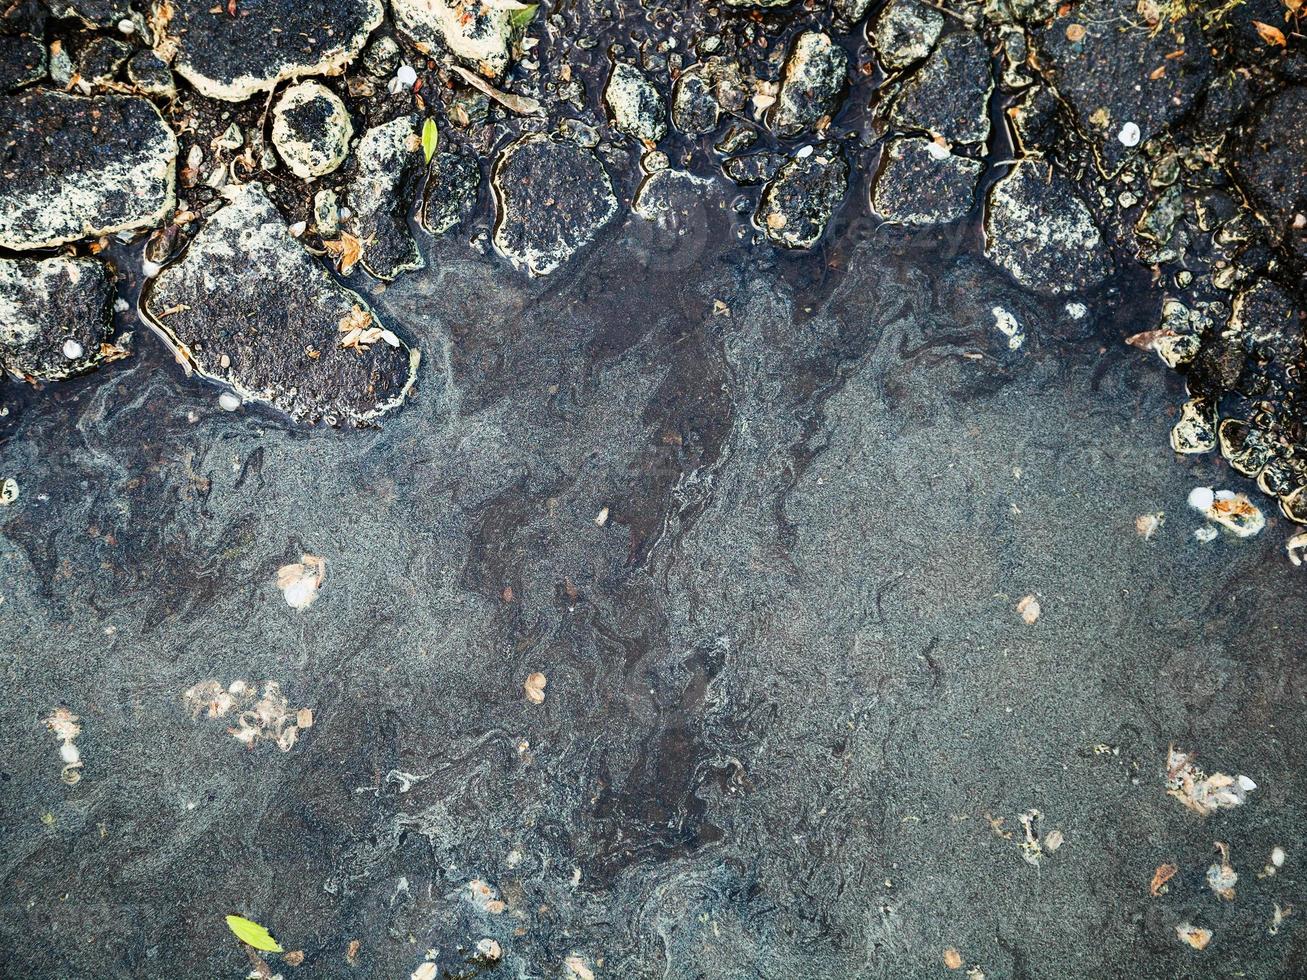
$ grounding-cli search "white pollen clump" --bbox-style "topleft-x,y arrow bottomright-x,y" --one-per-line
1118,122 -> 1141,147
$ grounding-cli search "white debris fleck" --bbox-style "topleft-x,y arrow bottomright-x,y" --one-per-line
396,64 -> 417,88
410,962 -> 437,980
1118,121 -> 1141,147
1166,746 -> 1257,816
991,306 -> 1024,350
1286,532 -> 1307,565
183,679 -> 312,752
218,391 -> 242,412
563,954 -> 597,980
277,554 -> 326,609
1175,922 -> 1212,950
1272,846 -> 1286,868
43,707 -> 84,784
524,671 -> 547,704
1065,301 -> 1088,319
1269,902 -> 1291,936
0,477 -> 18,506
1206,842 -> 1237,900
117,17 -> 135,34
594,506 -> 609,526
1194,525 -> 1218,543
1016,594 -> 1041,625
1193,489 -> 1264,538
1188,486 -> 1215,512
62,338 -> 85,360
476,938 -> 502,960
1135,512 -> 1164,540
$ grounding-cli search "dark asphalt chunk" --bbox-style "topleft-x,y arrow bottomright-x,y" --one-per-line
756,144 -> 849,248
0,254 -> 122,382
0,33 -> 44,93
889,31 -> 992,144
421,147 -> 480,236
872,136 -> 982,225
346,115 -> 424,282
142,183 -> 418,426
156,0 -> 383,101
491,134 -> 618,276
0,89 -> 176,249
772,31 -> 848,138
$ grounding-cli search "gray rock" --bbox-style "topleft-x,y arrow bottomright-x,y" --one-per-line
156,0 -> 383,101
872,0 -> 944,71
671,63 -> 719,136
346,115 -> 424,282
772,32 -> 848,138
604,62 -> 667,143
142,183 -> 419,426
872,137 -> 982,225
723,151 -> 787,186
391,0 -> 514,79
983,160 -> 1112,295
421,147 -> 480,236
271,81 -> 353,180
890,31 -> 992,144
0,33 -> 44,93
491,134 -> 618,276
313,188 -> 339,236
0,90 -> 176,250
756,145 -> 849,249
1032,0 -> 1214,176
0,254 -> 122,382
834,0 -> 875,22
126,50 -> 176,98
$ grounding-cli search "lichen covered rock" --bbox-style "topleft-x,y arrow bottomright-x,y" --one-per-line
983,161 -> 1112,295
0,90 -> 176,249
889,31 -> 991,144
756,145 -> 848,249
272,81 -> 353,180
0,255 -> 122,382
156,0 -> 383,101
391,0 -> 515,79
872,137 -> 981,225
604,62 -> 667,143
345,115 -> 424,281
491,134 -> 618,276
772,32 -> 847,138
142,183 -> 418,426
871,0 -> 943,72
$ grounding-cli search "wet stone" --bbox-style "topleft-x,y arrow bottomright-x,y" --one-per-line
604,62 -> 667,143
271,81 -> 353,181
1032,0 -> 1214,176
47,0 -> 129,28
0,90 -> 176,250
491,134 -> 618,276
126,50 -> 175,98
871,0 -> 944,72
346,115 -> 424,282
723,151 -> 787,186
1007,83 -> 1069,156
0,255 -> 119,382
421,147 -> 480,236
157,0 -> 383,101
872,137 -> 981,225
142,183 -> 419,426
0,33 -> 44,93
671,63 -> 719,136
772,32 -> 848,138
391,0 -> 514,79
983,160 -> 1112,295
890,31 -> 991,144
756,144 -> 849,249
834,0 -> 874,23
632,168 -> 715,221
1232,85 -> 1307,244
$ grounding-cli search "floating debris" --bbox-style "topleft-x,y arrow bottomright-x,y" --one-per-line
1016,595 -> 1041,625
43,708 -> 83,785
1150,863 -> 1178,897
524,672 -> 548,704
1269,903 -> 1291,936
1187,487 -> 1265,538
476,938 -> 502,961
468,879 -> 507,914
1135,512 -> 1164,540
943,947 -> 963,970
1175,922 -> 1213,951
1166,747 -> 1257,816
276,555 -> 327,610
0,477 -> 18,506
563,954 -> 597,980
1286,532 -> 1307,566
1207,842 -> 1237,901
183,680 -> 313,753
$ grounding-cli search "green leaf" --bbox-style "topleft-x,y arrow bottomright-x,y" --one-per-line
225,914 -> 283,953
508,3 -> 539,31
421,117 -> 438,164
